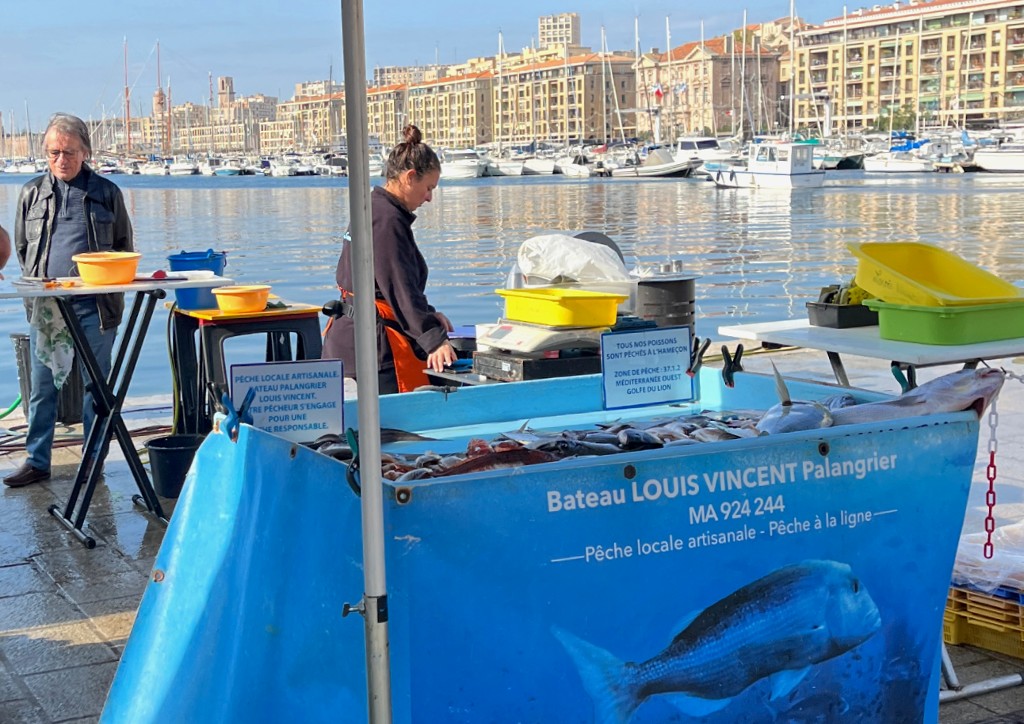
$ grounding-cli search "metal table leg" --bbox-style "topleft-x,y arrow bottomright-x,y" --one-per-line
826,351 -> 850,387
47,290 -> 168,548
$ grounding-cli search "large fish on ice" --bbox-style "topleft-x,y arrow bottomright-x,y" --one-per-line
554,559 -> 880,723
831,367 -> 1004,426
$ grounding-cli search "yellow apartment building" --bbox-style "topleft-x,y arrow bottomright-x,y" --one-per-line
794,0 -> 1024,132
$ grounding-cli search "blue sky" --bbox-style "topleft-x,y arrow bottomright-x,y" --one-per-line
0,0 -> 830,133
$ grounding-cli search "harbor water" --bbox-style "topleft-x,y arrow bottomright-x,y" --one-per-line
2,171 -> 1024,400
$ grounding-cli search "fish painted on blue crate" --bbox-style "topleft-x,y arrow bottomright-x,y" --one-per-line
553,559 -> 881,723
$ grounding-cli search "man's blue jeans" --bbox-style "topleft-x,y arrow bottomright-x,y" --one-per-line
25,300 -> 115,471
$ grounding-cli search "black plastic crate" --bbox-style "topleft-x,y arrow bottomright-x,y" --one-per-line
806,301 -> 879,329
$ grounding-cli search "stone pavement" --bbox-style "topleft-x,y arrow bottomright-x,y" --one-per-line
0,348 -> 1023,722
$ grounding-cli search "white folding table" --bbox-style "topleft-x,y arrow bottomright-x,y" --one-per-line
718,318 -> 1024,389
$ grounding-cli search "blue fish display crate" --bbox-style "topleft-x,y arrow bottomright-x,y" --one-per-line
104,368 -> 983,723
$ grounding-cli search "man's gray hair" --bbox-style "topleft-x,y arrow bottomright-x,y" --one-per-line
45,113 -> 92,156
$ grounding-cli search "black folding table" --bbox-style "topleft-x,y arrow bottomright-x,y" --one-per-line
2,274 -> 229,548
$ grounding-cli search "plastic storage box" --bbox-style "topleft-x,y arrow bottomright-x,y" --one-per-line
806,301 -> 878,328
864,298 -> 1024,345
495,288 -> 627,327
848,242 -> 1022,306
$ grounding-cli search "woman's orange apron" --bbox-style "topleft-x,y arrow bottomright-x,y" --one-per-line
374,299 -> 430,392
325,290 -> 429,393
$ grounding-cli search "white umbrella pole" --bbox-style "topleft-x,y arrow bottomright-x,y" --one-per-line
340,1 -> 393,721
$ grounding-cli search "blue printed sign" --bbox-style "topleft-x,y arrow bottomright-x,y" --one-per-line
601,326 -> 693,408
229,359 -> 344,442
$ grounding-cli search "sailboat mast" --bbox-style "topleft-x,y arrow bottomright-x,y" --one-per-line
665,17 -> 672,138
24,102 -> 32,159
788,0 -> 795,135
563,41 -> 569,146
497,31 -> 504,151
124,37 -> 132,154
739,10 -> 747,140
601,28 -> 608,142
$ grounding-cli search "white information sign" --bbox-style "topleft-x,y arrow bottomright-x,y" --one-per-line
600,326 -> 694,409
230,359 -> 344,442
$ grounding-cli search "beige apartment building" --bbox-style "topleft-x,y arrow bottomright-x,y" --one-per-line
636,36 -> 781,140
538,13 -> 582,49
493,49 -> 637,146
793,0 -> 1024,132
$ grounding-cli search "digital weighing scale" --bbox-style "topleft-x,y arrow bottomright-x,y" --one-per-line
471,318 -> 654,383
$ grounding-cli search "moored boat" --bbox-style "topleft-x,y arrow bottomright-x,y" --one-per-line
713,142 -> 825,189
440,148 -> 486,179
862,150 -> 934,173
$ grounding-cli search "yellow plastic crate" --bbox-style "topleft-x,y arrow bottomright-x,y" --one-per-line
848,242 -> 1022,307
943,586 -> 1024,659
943,614 -> 1024,659
496,288 -> 627,327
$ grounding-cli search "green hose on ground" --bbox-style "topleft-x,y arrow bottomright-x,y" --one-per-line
0,394 -> 22,420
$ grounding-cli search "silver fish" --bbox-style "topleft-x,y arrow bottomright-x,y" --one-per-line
756,362 -> 834,435
554,559 -> 880,723
831,367 -> 1004,426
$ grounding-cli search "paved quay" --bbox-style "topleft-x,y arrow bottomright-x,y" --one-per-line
1,347 -> 1024,722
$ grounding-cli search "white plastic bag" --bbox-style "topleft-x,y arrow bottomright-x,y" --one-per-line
516,234 -> 630,285
954,519 -> 1024,593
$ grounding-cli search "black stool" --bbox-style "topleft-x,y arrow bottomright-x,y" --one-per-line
172,309 -> 322,434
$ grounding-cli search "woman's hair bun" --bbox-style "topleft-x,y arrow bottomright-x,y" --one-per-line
402,124 -> 422,146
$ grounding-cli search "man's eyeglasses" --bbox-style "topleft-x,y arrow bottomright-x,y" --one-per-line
47,149 -> 82,160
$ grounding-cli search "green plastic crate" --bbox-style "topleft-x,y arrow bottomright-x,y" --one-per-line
864,298 -> 1024,345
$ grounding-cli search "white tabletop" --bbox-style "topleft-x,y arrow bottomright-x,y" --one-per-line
0,271 -> 233,300
718,318 -> 1024,366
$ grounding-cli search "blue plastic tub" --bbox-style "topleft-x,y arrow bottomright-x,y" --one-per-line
167,250 -> 227,310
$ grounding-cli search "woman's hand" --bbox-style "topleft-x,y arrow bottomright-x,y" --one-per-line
427,341 -> 458,372
435,311 -> 455,332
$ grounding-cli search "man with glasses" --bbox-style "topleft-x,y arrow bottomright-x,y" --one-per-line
4,113 -> 134,487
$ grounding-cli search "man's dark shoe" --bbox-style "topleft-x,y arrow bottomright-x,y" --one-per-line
3,464 -> 51,488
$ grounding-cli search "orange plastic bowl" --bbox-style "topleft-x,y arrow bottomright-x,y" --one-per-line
211,285 -> 271,314
71,251 -> 142,285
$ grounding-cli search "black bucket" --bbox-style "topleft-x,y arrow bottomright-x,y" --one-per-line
146,434 -> 205,499
635,275 -> 696,332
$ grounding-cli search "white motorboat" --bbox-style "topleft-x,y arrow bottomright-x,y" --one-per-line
367,153 -> 385,177
973,144 -> 1024,173
862,151 -> 934,173
713,142 -> 825,189
139,161 -> 169,176
674,136 -> 742,175
199,158 -> 223,176
521,156 -> 556,175
212,158 -> 244,176
440,149 -> 485,179
269,158 -> 298,177
483,156 -> 524,177
168,158 -> 199,176
555,154 -> 592,178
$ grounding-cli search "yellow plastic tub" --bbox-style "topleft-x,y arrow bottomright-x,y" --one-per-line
71,251 -> 142,286
848,242 -> 1022,306
496,288 -> 627,327
212,285 -> 271,314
